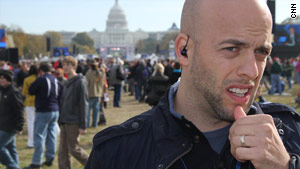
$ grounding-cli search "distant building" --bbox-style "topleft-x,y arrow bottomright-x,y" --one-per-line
60,0 -> 179,60
60,31 -> 76,45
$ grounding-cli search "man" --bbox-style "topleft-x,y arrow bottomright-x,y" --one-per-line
109,58 -> 125,107
270,57 -> 283,95
0,69 -> 24,169
85,60 -> 105,127
16,62 -> 29,90
85,0 -> 300,169
58,56 -> 89,168
25,63 -> 62,169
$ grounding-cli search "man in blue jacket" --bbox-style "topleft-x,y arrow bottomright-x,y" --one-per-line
85,0 -> 300,168
25,63 -> 62,169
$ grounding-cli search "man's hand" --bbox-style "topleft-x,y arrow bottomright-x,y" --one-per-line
79,129 -> 86,135
229,106 -> 290,169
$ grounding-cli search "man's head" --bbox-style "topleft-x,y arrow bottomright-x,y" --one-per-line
62,56 -> 78,75
38,62 -> 51,74
0,69 -> 13,88
155,63 -> 165,74
289,27 -> 295,34
175,0 -> 273,122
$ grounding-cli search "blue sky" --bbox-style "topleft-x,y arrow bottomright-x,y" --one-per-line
0,0 -> 298,34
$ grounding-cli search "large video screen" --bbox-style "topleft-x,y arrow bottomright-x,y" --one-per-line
0,29 -> 6,48
53,47 -> 70,57
273,24 -> 300,47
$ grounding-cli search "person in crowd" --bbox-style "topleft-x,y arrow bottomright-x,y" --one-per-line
261,55 -> 272,93
76,60 -> 85,75
0,69 -> 24,169
98,62 -> 108,126
128,60 -> 138,96
295,56 -> 300,84
22,65 -> 38,148
139,59 -> 153,102
85,0 -> 300,168
163,59 -> 174,78
292,56 -> 299,84
283,59 -> 294,90
13,63 -> 21,83
16,62 -> 29,90
270,57 -> 283,95
58,56 -> 89,168
55,68 -> 67,85
85,60 -> 105,127
134,59 -> 148,102
145,63 -> 169,106
168,61 -> 182,85
0,61 -> 12,70
109,58 -> 125,107
25,63 -> 62,169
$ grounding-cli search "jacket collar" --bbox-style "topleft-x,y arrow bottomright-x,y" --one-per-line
152,91 -> 192,168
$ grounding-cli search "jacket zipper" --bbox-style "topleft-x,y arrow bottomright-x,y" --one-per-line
165,144 -> 193,169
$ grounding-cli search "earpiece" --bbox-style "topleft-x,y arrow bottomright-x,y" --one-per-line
181,47 -> 188,57
181,35 -> 190,58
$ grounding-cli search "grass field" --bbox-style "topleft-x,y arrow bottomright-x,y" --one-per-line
1,84 -> 300,169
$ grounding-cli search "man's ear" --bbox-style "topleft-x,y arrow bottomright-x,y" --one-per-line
175,33 -> 190,66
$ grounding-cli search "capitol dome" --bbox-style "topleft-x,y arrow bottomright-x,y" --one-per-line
106,0 -> 129,32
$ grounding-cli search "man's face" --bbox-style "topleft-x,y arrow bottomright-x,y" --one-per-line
289,27 -> 295,34
63,62 -> 74,75
188,0 -> 272,122
0,76 -> 10,88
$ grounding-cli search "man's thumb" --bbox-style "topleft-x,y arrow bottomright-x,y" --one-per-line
234,106 -> 247,120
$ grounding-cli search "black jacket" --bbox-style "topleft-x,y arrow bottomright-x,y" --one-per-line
146,72 -> 169,106
59,74 -> 88,129
85,92 -> 300,169
0,85 -> 24,132
29,73 -> 62,112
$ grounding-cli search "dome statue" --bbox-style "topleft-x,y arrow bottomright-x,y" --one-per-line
106,0 -> 129,32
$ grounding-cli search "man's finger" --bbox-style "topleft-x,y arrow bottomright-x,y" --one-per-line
234,147 -> 258,162
230,135 -> 264,148
234,106 -> 247,120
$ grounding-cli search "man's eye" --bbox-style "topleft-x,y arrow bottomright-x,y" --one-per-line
225,47 -> 238,52
255,49 -> 269,55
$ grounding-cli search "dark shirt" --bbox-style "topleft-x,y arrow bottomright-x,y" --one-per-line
29,73 -> 62,112
16,70 -> 28,88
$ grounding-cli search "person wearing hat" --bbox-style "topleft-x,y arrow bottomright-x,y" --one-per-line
0,69 -> 24,169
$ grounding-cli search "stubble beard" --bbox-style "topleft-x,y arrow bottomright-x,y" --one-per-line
190,55 -> 257,123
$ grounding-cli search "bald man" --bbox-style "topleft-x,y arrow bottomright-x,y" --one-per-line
85,0 -> 300,169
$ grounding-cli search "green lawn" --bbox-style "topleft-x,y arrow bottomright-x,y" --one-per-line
2,84 -> 300,169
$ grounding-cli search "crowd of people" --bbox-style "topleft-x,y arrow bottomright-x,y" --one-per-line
0,56 -> 182,169
262,54 -> 300,95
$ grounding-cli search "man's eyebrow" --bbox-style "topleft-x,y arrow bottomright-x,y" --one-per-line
218,39 -> 273,50
258,44 -> 273,51
218,39 -> 249,46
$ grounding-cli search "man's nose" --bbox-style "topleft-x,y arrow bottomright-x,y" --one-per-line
236,51 -> 259,80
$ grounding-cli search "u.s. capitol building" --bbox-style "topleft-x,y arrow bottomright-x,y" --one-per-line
60,0 -> 179,60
